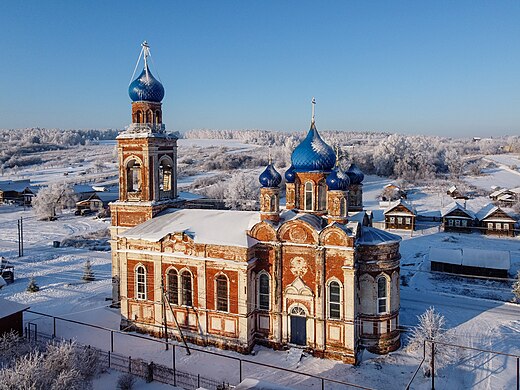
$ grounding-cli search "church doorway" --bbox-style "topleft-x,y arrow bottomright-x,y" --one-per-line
290,306 -> 307,346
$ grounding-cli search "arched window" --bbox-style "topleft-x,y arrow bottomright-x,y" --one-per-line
291,306 -> 306,316
328,281 -> 341,319
136,110 -> 142,123
146,110 -> 153,123
377,277 -> 387,314
270,195 -> 277,212
258,274 -> 270,310
216,275 -> 228,312
318,181 -> 327,210
340,197 -> 347,217
155,110 -> 162,124
126,159 -> 141,193
304,182 -> 313,211
159,159 -> 172,192
167,269 -> 178,305
135,265 -> 146,300
181,271 -> 192,306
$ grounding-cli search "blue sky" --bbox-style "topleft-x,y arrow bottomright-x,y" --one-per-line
1,1 -> 519,136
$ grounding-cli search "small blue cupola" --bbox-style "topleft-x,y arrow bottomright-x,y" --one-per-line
259,163 -> 282,188
284,164 -> 296,183
326,167 -> 351,191
129,65 -> 165,103
291,98 -> 335,172
346,163 -> 365,184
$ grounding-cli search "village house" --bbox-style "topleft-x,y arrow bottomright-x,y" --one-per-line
441,202 -> 476,233
0,180 -> 37,206
109,43 -> 402,364
383,200 -> 416,230
76,191 -> 118,216
476,204 -> 517,237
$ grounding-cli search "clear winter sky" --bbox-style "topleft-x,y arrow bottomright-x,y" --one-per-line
1,1 -> 519,137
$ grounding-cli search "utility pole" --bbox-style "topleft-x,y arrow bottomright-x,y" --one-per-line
161,277 -> 169,350
17,217 -> 24,257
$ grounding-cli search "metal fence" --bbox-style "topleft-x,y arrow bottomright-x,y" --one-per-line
25,327 -> 231,390
24,310 -> 374,390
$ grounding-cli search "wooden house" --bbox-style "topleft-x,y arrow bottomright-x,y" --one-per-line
0,180 -> 36,206
441,202 -> 476,233
384,200 -> 416,230
76,191 -> 118,216
476,204 -> 516,237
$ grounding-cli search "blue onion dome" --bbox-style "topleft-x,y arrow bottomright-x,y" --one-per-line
346,163 -> 365,184
284,165 -> 296,183
259,163 -> 282,188
291,125 -> 336,172
326,167 -> 351,191
128,65 -> 165,102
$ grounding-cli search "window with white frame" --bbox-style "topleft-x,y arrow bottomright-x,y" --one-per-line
328,281 -> 341,319
455,219 -> 460,227
448,219 -> 454,226
181,271 -> 192,306
461,220 -> 467,227
304,182 -> 313,211
389,216 -> 395,223
135,265 -> 146,300
397,217 -> 403,224
258,274 -> 270,310
377,277 -> 387,314
504,223 -> 509,230
216,275 -> 228,312
406,217 -> 411,225
167,268 -> 178,304
496,223 -> 502,230
318,181 -> 327,210
487,222 -> 493,229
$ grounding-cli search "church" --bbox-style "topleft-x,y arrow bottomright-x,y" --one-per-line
110,43 -> 401,364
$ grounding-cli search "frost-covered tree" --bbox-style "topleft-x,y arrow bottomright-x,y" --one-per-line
512,271 -> 520,302
407,307 -> 455,377
117,373 -> 136,390
82,260 -> 95,282
444,149 -> 463,178
32,182 -> 76,220
27,277 -> 39,293
224,171 -> 259,210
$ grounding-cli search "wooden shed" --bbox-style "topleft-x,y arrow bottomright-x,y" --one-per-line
429,247 -> 510,278
0,298 -> 29,336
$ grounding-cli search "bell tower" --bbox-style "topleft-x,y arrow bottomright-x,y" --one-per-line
110,41 -> 180,305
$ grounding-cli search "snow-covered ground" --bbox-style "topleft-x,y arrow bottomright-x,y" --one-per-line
1,145 -> 520,389
465,154 -> 520,190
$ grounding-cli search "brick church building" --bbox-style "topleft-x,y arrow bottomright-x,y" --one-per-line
111,43 -> 401,364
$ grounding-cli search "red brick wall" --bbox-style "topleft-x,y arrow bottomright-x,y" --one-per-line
206,268 -> 239,313
128,259 -> 155,301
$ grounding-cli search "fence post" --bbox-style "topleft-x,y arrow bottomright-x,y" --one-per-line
239,359 -> 242,383
431,342 -> 435,390
111,330 -> 114,353
172,345 -> 176,387
147,362 -> 154,383
129,356 -> 132,373
53,317 -> 56,339
517,357 -> 519,390
321,377 -> 325,390
197,374 -> 200,388
108,351 -> 111,368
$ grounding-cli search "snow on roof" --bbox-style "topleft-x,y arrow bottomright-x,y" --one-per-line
370,209 -> 385,222
429,247 -> 462,265
0,298 -> 30,319
357,227 -> 401,246
510,187 -> 520,194
429,247 -> 510,270
121,208 -> 260,247
348,211 -> 366,223
475,204 -> 515,221
490,189 -> 507,198
73,184 -> 95,194
447,185 -> 457,193
0,179 -> 32,193
384,199 -> 416,215
94,192 -> 119,202
498,194 -> 514,201
281,210 -> 324,231
441,201 -> 476,219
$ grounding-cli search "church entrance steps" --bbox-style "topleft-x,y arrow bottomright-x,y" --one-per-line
285,347 -> 304,368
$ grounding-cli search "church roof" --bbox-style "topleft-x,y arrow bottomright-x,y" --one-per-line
128,65 -> 165,103
291,125 -> 336,172
357,227 -> 401,246
259,163 -> 282,188
121,208 -> 260,247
